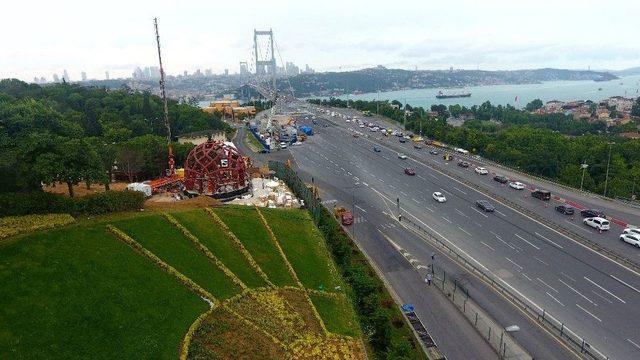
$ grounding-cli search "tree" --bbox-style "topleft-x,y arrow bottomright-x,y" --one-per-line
117,144 -> 144,182
525,99 -> 543,112
632,98 -> 640,117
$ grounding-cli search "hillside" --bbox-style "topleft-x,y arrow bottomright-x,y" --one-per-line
286,67 -> 618,96
0,207 -> 369,359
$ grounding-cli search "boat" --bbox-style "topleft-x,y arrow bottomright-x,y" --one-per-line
435,91 -> 471,99
598,87 -> 602,91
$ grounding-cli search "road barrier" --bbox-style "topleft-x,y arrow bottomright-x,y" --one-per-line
400,214 -> 609,360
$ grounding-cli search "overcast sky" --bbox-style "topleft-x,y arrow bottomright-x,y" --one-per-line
2,0 -> 639,81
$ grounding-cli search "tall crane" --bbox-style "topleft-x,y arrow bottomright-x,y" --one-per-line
153,17 -> 175,176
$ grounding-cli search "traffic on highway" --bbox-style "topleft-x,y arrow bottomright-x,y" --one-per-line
284,103 -> 640,360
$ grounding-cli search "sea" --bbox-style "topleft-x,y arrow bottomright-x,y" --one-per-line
332,75 -> 640,109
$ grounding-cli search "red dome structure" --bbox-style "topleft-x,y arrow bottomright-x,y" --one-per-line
183,141 -> 250,198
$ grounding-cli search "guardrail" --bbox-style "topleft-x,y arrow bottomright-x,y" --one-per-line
400,214 -> 609,360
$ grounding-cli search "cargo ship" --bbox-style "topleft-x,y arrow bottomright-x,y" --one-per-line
436,91 -> 471,99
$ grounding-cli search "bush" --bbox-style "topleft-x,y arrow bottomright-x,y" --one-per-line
0,213 -> 76,239
0,190 -> 144,217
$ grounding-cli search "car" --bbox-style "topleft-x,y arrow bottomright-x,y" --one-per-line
398,153 -> 407,159
474,167 -> 488,175
493,175 -> 509,184
509,181 -> 525,190
399,138 -> 407,143
532,189 -> 551,201
622,228 -> 640,236
620,233 -> 640,247
352,133 -> 359,138
345,119 -> 351,123
404,168 -> 416,176
279,142 -> 288,149
429,149 -> 439,155
476,200 -> 495,212
581,209 -> 606,219
457,160 -> 470,168
413,144 -> 423,149
359,124 -> 365,128
432,192 -> 447,203
583,217 -> 610,231
555,205 -> 575,215
292,141 -> 303,146
373,146 -> 381,152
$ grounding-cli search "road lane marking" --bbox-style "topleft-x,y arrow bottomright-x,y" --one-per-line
561,272 -> 576,282
627,338 -> 640,350
440,188 -> 453,195
584,277 -> 626,304
609,274 -> 640,294
534,256 -> 549,266
430,174 -> 438,179
564,220 -> 592,234
590,290 -> 613,304
453,186 -> 467,195
505,257 -> 523,270
458,226 -> 472,236
576,304 -> 601,322
515,234 -> 540,250
362,182 -> 369,187
425,206 -> 435,213
389,184 -> 396,189
481,241 -> 495,251
455,209 -> 469,218
442,217 -> 452,224
546,292 -> 565,307
495,209 -> 506,217
379,179 -> 385,183
471,207 -> 489,218
522,273 -> 533,281
417,175 -> 426,180
400,191 -> 408,196
492,234 -> 515,250
412,198 -> 420,204
558,278 -> 596,305
355,205 -> 367,213
536,277 -> 558,293
534,232 -> 564,249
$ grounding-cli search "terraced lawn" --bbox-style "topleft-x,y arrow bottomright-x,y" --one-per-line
309,293 -> 361,338
171,210 -> 266,288
213,207 -> 295,287
261,208 -> 343,292
0,224 -> 207,359
113,214 -> 241,299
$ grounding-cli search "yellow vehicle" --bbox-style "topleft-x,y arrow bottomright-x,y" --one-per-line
412,136 -> 423,142
443,153 -> 453,161
432,141 -> 443,147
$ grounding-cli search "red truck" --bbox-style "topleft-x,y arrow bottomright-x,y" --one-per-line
334,206 -> 354,226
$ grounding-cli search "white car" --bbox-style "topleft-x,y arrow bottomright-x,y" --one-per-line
432,192 -> 447,203
346,119 -> 351,123
475,167 -> 488,175
620,232 -> 640,247
292,141 -> 303,146
398,153 -> 407,159
583,217 -> 610,231
622,228 -> 640,236
279,142 -> 288,149
359,124 -> 365,128
509,181 -> 525,190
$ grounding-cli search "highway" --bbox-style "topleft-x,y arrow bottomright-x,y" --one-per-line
287,105 -> 640,360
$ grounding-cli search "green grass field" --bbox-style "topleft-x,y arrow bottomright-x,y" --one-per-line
213,207 -> 296,287
261,208 -> 343,292
309,293 -> 361,338
171,210 -> 266,288
0,224 -> 208,360
112,214 -> 241,299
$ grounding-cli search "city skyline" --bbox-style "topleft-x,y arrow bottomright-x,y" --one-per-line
2,0 -> 640,81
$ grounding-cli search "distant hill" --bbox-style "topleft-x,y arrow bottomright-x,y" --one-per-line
285,67 -> 618,97
613,67 -> 640,76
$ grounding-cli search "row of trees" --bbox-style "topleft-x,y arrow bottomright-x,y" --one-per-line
309,98 -> 640,199
0,79 -> 231,196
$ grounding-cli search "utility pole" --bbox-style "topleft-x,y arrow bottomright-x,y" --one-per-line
376,87 -> 380,115
403,98 -> 407,130
603,142 -> 614,197
580,162 -> 589,191
153,17 -> 174,176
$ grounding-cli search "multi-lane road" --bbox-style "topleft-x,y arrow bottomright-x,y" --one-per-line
284,104 -> 640,359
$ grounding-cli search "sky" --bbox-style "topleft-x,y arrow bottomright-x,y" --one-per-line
2,0 -> 639,81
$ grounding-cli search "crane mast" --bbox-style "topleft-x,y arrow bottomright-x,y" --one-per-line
153,17 -> 174,176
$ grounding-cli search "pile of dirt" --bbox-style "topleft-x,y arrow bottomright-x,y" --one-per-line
144,194 -> 219,211
44,182 -> 128,197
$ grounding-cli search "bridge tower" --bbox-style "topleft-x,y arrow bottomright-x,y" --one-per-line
253,29 -> 277,92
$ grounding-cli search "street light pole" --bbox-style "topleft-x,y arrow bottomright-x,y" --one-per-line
580,162 -> 588,191
603,142 -> 614,197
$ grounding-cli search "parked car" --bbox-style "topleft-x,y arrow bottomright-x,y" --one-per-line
474,167 -> 488,175
399,138 -> 407,143
620,232 -> 640,248
493,175 -> 509,184
429,149 -> 439,155
352,133 -> 359,138
373,146 -> 381,152
457,160 -> 470,168
398,153 -> 407,159
476,200 -> 495,212
581,209 -> 606,219
404,168 -> 416,176
432,192 -> 447,203
583,217 -> 610,231
532,189 -> 551,201
555,205 -> 575,215
509,181 -> 525,190
413,144 -> 423,149
622,228 -> 640,236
